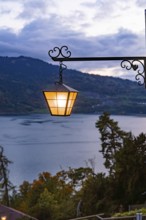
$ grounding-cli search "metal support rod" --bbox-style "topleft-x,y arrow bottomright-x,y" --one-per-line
52,56 -> 146,62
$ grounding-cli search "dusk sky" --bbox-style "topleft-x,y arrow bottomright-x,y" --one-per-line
0,0 -> 146,79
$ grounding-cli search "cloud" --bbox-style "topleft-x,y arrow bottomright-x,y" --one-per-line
0,14 -> 144,79
0,0 -> 145,80
136,0 -> 146,7
18,0 -> 50,19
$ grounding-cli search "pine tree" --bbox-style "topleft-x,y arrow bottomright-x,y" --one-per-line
96,112 -> 130,175
0,145 -> 13,206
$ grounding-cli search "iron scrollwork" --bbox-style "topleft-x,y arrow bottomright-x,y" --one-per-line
48,46 -> 68,84
48,46 -> 71,58
121,59 -> 145,86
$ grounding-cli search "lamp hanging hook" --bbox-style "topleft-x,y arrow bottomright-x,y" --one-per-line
58,61 -> 67,84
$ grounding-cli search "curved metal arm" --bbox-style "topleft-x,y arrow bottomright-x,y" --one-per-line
48,46 -> 146,88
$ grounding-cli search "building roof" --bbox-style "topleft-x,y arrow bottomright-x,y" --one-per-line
0,204 -> 38,220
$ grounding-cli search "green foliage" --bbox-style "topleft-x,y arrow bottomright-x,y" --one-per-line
11,169 -> 92,220
113,208 -> 146,217
0,146 -> 14,206
95,112 -> 130,174
95,113 -> 146,210
58,167 -> 94,190
79,173 -> 111,215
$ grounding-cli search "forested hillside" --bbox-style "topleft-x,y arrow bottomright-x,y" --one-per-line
0,56 -> 146,115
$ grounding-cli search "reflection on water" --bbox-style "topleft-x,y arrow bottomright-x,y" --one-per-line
0,114 -> 146,186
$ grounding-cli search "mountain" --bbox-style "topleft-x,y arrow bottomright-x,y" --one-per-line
0,55 -> 146,115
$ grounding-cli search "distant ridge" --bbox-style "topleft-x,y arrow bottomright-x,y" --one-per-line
0,56 -> 146,115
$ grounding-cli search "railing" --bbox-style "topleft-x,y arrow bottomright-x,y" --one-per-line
68,213 -> 146,220
98,216 -> 135,220
69,214 -> 100,220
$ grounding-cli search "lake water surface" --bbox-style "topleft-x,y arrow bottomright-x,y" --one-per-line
0,114 -> 146,186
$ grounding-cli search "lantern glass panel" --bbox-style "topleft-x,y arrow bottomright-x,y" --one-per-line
56,92 -> 68,108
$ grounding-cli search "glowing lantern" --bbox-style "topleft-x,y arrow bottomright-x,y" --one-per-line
43,60 -> 78,116
43,83 -> 78,116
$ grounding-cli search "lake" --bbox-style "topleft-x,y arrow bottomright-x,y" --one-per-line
0,113 -> 146,187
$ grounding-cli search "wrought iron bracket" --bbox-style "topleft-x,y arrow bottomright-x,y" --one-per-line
48,46 -> 146,88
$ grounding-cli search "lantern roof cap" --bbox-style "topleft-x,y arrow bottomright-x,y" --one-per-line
44,83 -> 78,92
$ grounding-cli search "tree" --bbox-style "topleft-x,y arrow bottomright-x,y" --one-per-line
0,145 -> 13,206
96,112 -> 130,175
59,167 -> 94,190
96,113 -> 146,209
113,132 -> 146,205
80,173 -> 111,215
12,171 -> 77,220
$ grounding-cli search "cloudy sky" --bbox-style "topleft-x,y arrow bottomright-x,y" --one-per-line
0,0 -> 146,79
